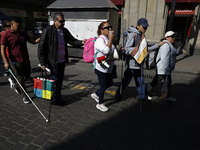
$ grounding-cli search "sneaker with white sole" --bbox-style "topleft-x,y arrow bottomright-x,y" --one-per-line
23,96 -> 31,104
147,96 -> 152,100
8,78 -> 20,94
165,97 -> 176,102
13,87 -> 20,94
8,77 -> 15,89
91,93 -> 99,103
96,103 -> 108,112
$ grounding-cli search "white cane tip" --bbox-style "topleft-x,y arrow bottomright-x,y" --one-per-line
46,119 -> 49,122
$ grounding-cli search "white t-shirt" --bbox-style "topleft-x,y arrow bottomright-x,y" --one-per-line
94,35 -> 115,73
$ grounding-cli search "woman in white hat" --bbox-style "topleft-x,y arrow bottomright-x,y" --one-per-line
146,31 -> 183,102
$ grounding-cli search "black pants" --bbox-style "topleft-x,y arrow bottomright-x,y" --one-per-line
9,61 -> 31,97
48,62 -> 65,98
147,74 -> 171,98
95,69 -> 113,104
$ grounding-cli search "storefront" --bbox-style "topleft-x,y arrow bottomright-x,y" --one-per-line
165,0 -> 200,54
33,11 -> 49,38
0,7 -> 27,31
166,1 -> 198,48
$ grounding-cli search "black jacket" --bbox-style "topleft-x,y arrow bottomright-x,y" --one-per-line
38,24 -> 83,67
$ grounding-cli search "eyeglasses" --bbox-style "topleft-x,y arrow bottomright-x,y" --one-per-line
57,20 -> 65,23
102,26 -> 112,30
6,25 -> 10,27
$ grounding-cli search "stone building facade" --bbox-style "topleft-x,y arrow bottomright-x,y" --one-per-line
120,0 -> 200,55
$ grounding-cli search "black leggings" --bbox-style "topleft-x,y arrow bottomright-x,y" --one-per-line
95,69 -> 113,104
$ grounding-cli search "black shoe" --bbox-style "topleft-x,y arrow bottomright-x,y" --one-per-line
115,94 -> 122,101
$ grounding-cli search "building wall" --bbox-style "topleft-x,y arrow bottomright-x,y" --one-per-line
120,0 -> 200,55
0,0 -> 55,36
120,0 -> 166,44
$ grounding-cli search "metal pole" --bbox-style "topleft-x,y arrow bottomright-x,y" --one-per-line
9,69 -> 49,122
167,0 -> 177,31
140,62 -> 143,114
120,32 -> 126,97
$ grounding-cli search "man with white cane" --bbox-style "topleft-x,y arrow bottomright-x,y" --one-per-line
1,18 -> 40,104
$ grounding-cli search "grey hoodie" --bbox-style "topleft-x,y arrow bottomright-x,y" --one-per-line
156,40 -> 183,75
124,26 -> 159,69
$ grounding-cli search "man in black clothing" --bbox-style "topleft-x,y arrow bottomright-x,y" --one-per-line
38,12 -> 86,104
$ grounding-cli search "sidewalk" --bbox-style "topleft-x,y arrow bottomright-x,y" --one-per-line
0,44 -> 200,150
174,53 -> 200,75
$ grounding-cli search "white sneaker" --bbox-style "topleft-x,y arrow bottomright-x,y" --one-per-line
8,78 -> 20,94
8,77 -> 15,89
23,96 -> 30,104
91,93 -> 99,103
3,73 -> 8,77
165,97 -> 176,102
96,103 -> 108,112
148,96 -> 152,100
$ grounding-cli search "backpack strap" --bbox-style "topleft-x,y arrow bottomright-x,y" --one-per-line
93,36 -> 106,70
156,43 -> 171,65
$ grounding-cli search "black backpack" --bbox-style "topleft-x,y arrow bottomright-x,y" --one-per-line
145,48 -> 160,70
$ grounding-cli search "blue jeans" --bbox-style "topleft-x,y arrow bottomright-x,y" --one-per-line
95,69 -> 113,104
116,68 -> 145,99
49,62 -> 65,98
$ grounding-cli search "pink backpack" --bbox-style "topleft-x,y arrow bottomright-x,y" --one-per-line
83,37 -> 105,63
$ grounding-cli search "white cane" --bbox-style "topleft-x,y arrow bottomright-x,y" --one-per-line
9,69 -> 49,122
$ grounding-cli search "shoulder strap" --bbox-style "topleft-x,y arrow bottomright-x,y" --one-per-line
98,36 -> 106,43
156,43 -> 171,64
93,36 -> 106,70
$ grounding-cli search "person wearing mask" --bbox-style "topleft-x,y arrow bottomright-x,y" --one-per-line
1,18 -> 40,104
38,12 -> 87,105
115,18 -> 165,101
91,21 -> 115,112
146,31 -> 183,102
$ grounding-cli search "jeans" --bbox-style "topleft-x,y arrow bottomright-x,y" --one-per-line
95,69 -> 113,104
9,61 -> 31,97
147,74 -> 171,98
116,68 -> 145,99
49,62 -> 65,98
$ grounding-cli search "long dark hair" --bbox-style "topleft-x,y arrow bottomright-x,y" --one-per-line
97,21 -> 108,36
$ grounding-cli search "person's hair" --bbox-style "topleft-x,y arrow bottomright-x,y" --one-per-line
53,12 -> 64,20
10,17 -> 23,24
97,21 -> 109,36
3,21 -> 9,28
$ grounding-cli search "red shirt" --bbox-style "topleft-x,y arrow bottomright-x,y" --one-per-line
1,28 -> 30,63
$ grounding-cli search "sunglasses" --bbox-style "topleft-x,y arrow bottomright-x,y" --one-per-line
6,25 -> 10,27
57,20 -> 65,23
143,26 -> 148,30
102,26 -> 112,30
169,35 -> 176,38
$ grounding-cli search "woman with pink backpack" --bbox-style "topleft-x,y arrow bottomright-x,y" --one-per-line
91,21 -> 116,112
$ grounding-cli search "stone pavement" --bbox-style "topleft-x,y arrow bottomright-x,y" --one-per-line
0,43 -> 200,150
